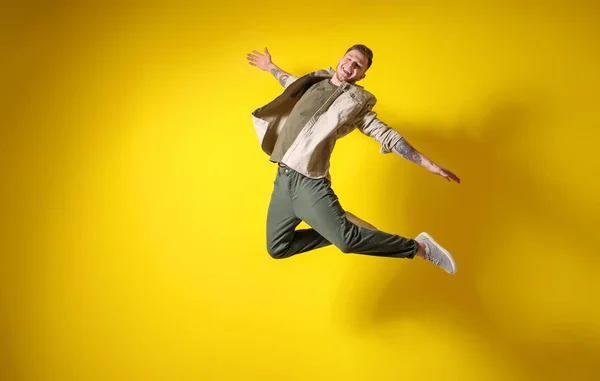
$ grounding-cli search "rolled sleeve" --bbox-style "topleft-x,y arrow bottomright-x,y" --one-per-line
283,74 -> 299,88
354,104 -> 403,154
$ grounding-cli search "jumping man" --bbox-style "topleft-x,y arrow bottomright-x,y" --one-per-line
247,45 -> 460,274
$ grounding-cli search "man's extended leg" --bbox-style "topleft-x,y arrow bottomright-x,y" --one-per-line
291,170 -> 418,258
266,166 -> 331,258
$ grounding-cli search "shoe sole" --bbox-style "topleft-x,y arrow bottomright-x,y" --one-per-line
419,232 -> 457,274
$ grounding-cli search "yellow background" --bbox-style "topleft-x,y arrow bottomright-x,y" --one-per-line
3,1 -> 600,380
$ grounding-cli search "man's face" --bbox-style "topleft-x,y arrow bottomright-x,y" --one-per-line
335,49 -> 369,84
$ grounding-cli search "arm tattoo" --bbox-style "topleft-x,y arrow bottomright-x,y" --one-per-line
270,68 -> 280,78
393,139 -> 422,165
278,74 -> 289,87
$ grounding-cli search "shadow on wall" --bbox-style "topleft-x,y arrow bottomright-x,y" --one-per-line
335,99 -> 600,380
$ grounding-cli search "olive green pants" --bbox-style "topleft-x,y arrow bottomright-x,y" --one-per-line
266,165 -> 418,259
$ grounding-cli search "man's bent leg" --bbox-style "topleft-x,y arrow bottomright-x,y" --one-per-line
266,167 -> 331,259
293,174 -> 418,258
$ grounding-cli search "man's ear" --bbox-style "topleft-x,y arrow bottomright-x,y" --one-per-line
359,73 -> 366,80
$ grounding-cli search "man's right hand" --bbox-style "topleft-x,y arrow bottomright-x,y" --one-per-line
246,47 -> 295,87
247,47 -> 272,71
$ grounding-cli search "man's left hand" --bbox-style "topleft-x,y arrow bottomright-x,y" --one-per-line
431,166 -> 461,183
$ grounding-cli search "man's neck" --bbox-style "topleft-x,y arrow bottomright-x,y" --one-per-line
330,72 -> 343,86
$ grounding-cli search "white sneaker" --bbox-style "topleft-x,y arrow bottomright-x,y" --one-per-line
416,232 -> 457,274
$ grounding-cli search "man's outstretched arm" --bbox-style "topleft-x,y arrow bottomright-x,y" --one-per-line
392,138 -> 460,183
268,64 -> 293,88
355,107 -> 460,183
246,47 -> 297,88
